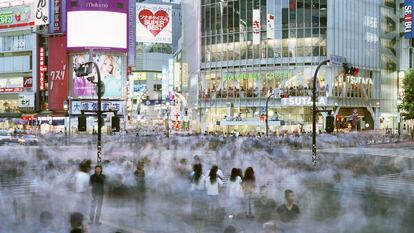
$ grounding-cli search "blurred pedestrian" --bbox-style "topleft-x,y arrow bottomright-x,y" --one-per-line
226,168 -> 243,216
36,211 -> 56,233
70,212 -> 87,233
262,221 -> 278,233
74,161 -> 90,214
254,185 -> 277,223
89,165 -> 105,225
223,225 -> 237,233
205,167 -> 223,218
242,167 -> 256,217
277,189 -> 300,223
134,161 -> 146,217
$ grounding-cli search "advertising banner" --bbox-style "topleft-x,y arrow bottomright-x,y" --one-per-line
23,77 -> 33,88
70,100 -> 125,115
48,36 -> 68,111
405,0 -> 414,38
67,0 -> 128,51
161,66 -> 168,100
266,14 -> 274,39
33,0 -> 49,26
39,47 -> 46,91
18,93 -> 35,108
0,5 -> 33,29
136,3 -> 172,44
49,0 -> 65,33
128,0 -> 136,66
72,53 -> 124,98
0,77 -> 23,92
252,9 -> 261,45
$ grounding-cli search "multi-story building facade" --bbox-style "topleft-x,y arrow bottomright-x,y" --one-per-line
129,0 -> 182,130
0,0 -> 48,131
184,0 -> 401,134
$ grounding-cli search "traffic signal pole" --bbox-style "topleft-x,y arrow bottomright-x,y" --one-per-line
312,59 -> 330,167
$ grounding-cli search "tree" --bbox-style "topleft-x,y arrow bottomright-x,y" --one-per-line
400,69 -> 414,120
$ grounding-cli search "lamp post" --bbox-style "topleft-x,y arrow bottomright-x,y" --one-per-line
63,100 -> 68,137
166,102 -> 170,137
265,92 -> 274,136
397,97 -> 402,138
312,59 -> 330,167
334,102 -> 339,134
74,61 -> 103,165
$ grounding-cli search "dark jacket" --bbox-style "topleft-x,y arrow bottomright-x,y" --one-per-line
90,173 -> 105,196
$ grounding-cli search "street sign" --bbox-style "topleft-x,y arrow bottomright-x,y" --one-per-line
329,55 -> 347,66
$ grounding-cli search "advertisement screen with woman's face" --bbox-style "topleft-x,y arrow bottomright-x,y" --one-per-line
72,54 -> 124,98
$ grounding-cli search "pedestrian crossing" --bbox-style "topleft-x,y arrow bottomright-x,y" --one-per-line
334,170 -> 414,198
0,173 -> 37,199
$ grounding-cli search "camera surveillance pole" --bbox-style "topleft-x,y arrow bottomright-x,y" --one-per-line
312,59 -> 329,167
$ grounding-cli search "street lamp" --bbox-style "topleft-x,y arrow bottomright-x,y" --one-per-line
397,97 -> 402,137
74,61 -> 103,165
312,59 -> 330,167
165,102 -> 170,137
265,91 -> 274,136
63,100 -> 68,138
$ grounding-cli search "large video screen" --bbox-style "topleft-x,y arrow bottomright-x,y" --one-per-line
67,11 -> 127,50
72,54 -> 124,98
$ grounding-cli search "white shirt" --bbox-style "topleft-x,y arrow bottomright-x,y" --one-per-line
227,176 -> 243,198
206,169 -> 224,179
205,176 -> 223,196
190,175 -> 205,192
75,171 -> 90,193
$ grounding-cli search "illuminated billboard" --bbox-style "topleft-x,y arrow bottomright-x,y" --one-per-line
72,53 -> 124,98
136,3 -> 172,44
66,0 -> 128,51
405,0 -> 414,38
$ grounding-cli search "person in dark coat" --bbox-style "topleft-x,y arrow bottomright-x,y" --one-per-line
134,161 -> 146,217
89,165 -> 105,225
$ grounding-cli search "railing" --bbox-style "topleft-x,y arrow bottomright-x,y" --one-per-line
200,89 -> 327,99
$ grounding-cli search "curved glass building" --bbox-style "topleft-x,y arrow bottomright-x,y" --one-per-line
193,0 -> 400,134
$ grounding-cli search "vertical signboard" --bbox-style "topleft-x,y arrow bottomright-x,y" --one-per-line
48,36 -> 68,111
39,47 -> 46,91
49,0 -> 64,33
33,0 -> 49,26
405,0 -> 414,38
136,3 -> 172,44
252,9 -> 261,45
128,0 -> 136,66
266,13 -> 274,39
162,66 -> 168,100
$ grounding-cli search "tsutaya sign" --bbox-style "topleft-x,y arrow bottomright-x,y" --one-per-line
281,97 -> 327,106
336,74 -> 373,85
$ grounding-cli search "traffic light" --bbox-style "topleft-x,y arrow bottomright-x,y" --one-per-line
343,63 -> 359,76
78,116 -> 87,132
325,115 -> 335,134
112,115 -> 120,132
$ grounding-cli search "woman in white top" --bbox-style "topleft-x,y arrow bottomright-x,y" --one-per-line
205,166 -> 223,218
190,164 -> 205,219
227,168 -> 243,216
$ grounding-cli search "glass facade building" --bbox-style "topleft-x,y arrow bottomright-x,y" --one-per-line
195,0 -> 399,134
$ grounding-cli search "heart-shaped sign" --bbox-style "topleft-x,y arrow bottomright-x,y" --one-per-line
138,9 -> 170,37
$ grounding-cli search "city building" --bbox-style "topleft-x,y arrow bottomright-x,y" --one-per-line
181,0 -> 401,134
129,0 -> 183,131
0,0 -> 49,132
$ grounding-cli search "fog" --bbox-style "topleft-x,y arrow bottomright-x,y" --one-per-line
0,133 -> 413,233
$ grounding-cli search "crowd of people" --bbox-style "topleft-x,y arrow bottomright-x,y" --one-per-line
64,154 -> 301,233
